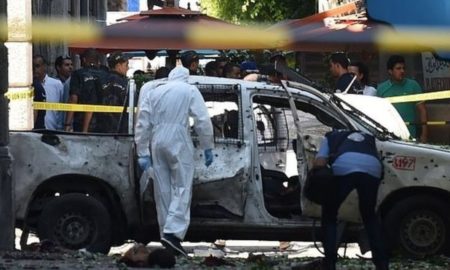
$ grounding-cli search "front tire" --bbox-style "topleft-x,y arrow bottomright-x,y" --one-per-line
383,196 -> 449,258
38,193 -> 112,254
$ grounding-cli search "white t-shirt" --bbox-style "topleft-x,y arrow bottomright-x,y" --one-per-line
363,85 -> 377,96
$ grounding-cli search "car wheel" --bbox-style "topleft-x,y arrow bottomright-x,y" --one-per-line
384,196 -> 449,258
38,193 -> 112,254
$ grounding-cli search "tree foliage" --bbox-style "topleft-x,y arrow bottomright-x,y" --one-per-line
199,0 -> 316,24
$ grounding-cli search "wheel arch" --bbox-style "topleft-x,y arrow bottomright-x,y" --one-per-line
378,186 -> 450,217
25,174 -> 128,245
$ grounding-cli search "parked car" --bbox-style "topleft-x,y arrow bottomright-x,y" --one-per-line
11,76 -> 450,258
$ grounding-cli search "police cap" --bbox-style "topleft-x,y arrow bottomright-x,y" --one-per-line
180,50 -> 199,68
108,51 -> 129,68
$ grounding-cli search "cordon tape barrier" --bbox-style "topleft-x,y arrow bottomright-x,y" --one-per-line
386,90 -> 450,104
5,86 -> 450,124
5,88 -> 126,113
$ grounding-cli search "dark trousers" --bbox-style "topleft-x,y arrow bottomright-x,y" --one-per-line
321,172 -> 388,270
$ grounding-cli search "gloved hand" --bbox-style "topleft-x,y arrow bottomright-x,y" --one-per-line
204,149 -> 213,167
138,155 -> 152,171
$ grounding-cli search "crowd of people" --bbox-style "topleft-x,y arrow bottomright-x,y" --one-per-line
328,52 -> 427,142
32,49 -> 426,142
32,48 -> 130,133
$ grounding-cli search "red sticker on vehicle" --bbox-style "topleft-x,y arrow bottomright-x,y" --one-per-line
392,156 -> 416,171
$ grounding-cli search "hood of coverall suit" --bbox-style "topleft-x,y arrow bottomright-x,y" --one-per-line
168,66 -> 189,82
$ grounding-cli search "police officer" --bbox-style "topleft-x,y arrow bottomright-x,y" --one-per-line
314,130 -> 388,270
180,50 -> 199,75
65,48 -> 108,132
95,51 -> 129,133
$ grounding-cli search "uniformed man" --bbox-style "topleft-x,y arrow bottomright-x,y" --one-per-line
180,50 -> 199,75
314,130 -> 388,270
95,51 -> 130,133
65,48 -> 108,132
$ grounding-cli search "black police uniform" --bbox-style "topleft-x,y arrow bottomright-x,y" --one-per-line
95,71 -> 128,133
69,66 -> 107,132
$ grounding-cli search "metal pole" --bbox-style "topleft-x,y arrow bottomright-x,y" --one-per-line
0,0 -> 14,251
128,79 -> 136,134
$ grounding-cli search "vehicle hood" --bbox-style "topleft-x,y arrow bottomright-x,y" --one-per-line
392,139 -> 450,153
335,93 -> 410,140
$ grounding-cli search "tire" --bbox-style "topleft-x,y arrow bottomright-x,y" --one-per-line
38,193 -> 112,254
383,196 -> 450,258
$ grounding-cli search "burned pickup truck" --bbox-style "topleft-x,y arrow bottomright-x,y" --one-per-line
10,76 -> 450,258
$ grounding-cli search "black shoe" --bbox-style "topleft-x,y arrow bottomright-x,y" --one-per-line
161,233 -> 188,257
321,258 -> 336,270
375,262 -> 389,270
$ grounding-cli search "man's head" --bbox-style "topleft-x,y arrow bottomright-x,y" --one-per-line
205,61 -> 219,77
223,63 -> 241,79
215,57 -> 228,77
348,61 -> 369,86
154,66 -> 171,79
180,50 -> 199,75
108,51 -> 129,76
387,55 -> 406,82
33,55 -> 47,81
54,55 -> 73,81
329,52 -> 350,78
82,48 -> 100,68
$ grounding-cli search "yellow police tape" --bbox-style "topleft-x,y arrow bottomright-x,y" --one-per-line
386,90 -> 450,103
33,102 -> 125,113
6,86 -> 450,117
405,121 -> 450,126
5,89 -> 34,100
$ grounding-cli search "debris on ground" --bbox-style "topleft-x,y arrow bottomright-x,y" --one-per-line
0,249 -> 122,270
201,255 -> 235,267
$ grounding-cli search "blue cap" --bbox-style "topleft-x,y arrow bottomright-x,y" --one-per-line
240,60 -> 258,71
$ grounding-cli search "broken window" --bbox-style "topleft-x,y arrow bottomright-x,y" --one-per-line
192,84 -> 242,143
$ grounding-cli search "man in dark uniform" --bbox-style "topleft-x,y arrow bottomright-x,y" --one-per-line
314,130 -> 388,270
64,48 -> 107,132
95,51 -> 129,133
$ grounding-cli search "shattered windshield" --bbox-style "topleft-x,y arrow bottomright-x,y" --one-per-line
330,95 -> 400,141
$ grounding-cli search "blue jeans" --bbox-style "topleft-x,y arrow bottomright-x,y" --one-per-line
321,172 -> 388,269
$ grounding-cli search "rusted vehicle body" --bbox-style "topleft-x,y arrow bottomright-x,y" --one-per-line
11,76 -> 450,257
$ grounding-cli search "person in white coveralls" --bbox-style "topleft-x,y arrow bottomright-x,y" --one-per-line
134,66 -> 214,257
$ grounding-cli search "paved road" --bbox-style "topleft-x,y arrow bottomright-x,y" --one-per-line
11,230 -> 450,269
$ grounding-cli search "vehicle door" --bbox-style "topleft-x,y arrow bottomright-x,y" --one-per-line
139,82 -> 250,222
249,84 -> 352,219
190,84 -> 251,219
279,81 -> 365,222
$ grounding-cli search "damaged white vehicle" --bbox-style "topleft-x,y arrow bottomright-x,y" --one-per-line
10,76 -> 450,258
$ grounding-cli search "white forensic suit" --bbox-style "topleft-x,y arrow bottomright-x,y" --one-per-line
135,66 -> 214,240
